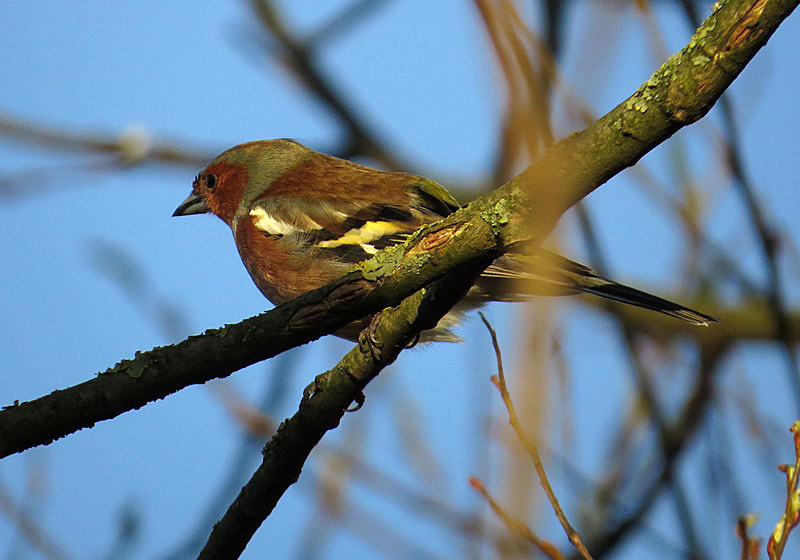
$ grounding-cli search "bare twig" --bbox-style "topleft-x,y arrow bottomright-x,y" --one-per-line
479,313 -> 593,560
469,476 -> 565,560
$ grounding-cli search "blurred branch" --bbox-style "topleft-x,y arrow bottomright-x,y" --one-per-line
101,500 -> 142,560
574,202 -> 706,559
475,0 -> 555,184
721,63 -> 800,404
305,0 -> 392,48
0,113 -> 211,167
574,338 -> 726,559
540,0 -> 567,57
542,14 -> 707,552
169,385 -> 493,551
320,446 -> 481,536
0,480 -> 74,560
301,475 -> 449,560
156,354 -> 295,560
295,427 -> 360,560
86,238 -> 191,341
248,0 -> 405,169
679,0 -> 800,416
737,514 -> 761,560
579,297 -> 800,348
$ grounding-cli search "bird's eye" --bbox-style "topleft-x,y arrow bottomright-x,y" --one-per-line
206,174 -> 217,190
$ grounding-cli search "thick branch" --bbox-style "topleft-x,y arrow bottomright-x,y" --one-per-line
197,260 -> 490,559
506,0 -> 799,240
0,204 -> 504,458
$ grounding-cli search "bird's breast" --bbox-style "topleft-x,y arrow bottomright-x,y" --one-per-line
234,217 -> 345,304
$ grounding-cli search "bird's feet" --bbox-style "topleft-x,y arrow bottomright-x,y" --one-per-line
358,313 -> 385,362
302,371 -> 366,412
302,372 -> 328,401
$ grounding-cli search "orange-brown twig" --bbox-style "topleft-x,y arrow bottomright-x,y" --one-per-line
479,312 -> 593,560
469,476 -> 565,560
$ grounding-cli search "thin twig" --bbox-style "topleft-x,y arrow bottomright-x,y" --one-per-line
469,476 -> 565,560
479,312 -> 593,560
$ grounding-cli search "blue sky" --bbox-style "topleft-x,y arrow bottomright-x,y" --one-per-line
2,2 -> 800,559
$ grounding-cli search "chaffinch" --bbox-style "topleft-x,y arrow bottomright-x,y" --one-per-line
173,139 -> 715,341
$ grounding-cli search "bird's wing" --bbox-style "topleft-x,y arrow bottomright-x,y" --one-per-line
247,178 -> 457,264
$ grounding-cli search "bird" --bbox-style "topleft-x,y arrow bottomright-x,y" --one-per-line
173,139 -> 716,342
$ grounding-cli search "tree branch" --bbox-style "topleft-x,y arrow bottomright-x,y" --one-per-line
196,258 -> 490,559
0,113 -> 211,167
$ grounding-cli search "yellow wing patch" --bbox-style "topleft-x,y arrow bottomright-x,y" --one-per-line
317,221 -> 406,249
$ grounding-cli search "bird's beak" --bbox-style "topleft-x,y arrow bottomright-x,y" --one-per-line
172,193 -> 210,217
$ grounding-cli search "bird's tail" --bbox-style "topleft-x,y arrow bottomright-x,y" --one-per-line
478,251 -> 717,326
570,279 -> 716,326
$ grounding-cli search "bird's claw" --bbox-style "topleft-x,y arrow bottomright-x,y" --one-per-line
405,332 -> 421,349
303,371 -> 329,401
358,314 -> 385,362
303,373 -> 365,412
303,372 -> 365,412
346,392 -> 366,412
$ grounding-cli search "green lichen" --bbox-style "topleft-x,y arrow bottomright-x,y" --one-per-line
626,96 -> 649,114
480,197 -> 513,236
103,356 -> 147,378
404,252 -> 431,274
494,198 -> 511,225
356,243 -> 406,281
126,360 -> 146,379
689,15 -> 715,49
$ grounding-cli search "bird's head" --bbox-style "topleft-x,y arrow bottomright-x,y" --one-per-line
172,139 -> 311,225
